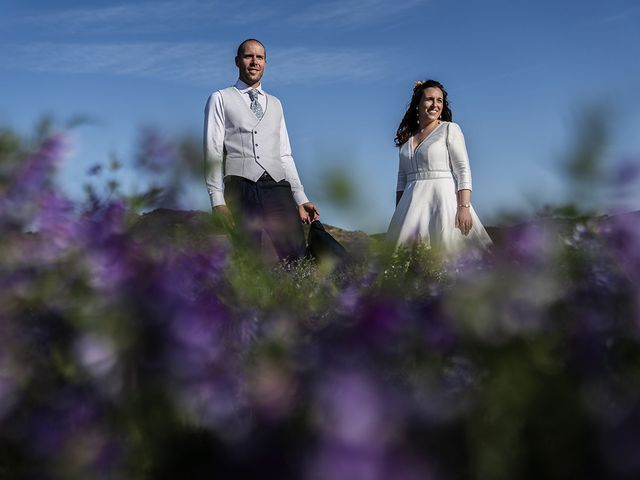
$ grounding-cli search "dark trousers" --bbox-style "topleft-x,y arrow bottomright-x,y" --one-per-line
224,174 -> 306,262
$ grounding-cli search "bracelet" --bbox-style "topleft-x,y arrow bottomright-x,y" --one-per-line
458,204 -> 471,208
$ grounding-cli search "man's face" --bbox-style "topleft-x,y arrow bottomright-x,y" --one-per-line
235,41 -> 266,87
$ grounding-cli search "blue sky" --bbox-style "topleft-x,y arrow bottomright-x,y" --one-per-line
1,0 -> 639,232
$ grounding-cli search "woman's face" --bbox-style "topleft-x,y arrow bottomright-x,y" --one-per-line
418,87 -> 444,126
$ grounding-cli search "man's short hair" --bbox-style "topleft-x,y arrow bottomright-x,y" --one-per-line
236,39 -> 266,59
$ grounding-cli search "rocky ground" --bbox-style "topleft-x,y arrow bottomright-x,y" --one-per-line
131,207 -> 640,258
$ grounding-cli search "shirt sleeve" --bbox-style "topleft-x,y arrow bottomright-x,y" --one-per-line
279,114 -> 310,205
396,146 -> 407,192
203,91 -> 226,208
448,122 -> 473,191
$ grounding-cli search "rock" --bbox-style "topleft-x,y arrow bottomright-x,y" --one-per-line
131,209 -> 373,259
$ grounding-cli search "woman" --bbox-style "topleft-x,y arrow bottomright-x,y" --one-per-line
387,79 -> 492,254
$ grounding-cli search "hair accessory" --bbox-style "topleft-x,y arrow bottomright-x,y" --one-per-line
414,81 -> 424,88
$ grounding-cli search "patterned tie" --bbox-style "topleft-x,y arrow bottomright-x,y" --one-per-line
248,89 -> 264,120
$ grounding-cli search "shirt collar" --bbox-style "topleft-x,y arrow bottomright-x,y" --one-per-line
235,79 -> 264,95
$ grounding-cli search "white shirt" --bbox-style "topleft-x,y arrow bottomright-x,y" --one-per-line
204,79 -> 309,207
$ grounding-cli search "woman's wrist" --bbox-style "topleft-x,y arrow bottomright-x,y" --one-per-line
457,203 -> 471,208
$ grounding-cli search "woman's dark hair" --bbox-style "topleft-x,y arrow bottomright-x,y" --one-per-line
394,79 -> 452,147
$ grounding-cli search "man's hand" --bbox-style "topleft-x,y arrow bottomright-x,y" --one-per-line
213,205 -> 235,231
298,202 -> 320,224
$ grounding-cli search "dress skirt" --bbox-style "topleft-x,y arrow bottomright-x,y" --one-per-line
387,176 -> 492,255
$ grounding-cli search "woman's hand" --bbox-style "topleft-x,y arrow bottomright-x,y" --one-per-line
455,206 -> 472,236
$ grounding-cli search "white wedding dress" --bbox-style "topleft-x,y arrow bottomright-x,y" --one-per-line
387,122 -> 492,255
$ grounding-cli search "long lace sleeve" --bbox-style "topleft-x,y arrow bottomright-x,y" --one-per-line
447,122 -> 473,191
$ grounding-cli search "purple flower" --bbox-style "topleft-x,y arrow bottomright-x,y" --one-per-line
167,297 -> 229,378
413,297 -> 458,353
307,370 -> 439,479
0,360 -> 19,420
10,134 -> 69,199
600,407 -> 640,477
87,164 -> 103,176
78,200 -> 133,293
410,355 -> 481,424
73,333 -> 119,381
306,445 -> 438,480
501,220 -> 558,267
174,374 -> 251,440
610,160 -> 640,188
80,199 -> 128,243
313,370 -> 393,448
136,127 -> 178,173
29,391 -> 121,475
36,191 -> 78,252
601,212 -> 640,283
337,285 -> 360,315
84,237 -> 134,294
306,444 -> 386,480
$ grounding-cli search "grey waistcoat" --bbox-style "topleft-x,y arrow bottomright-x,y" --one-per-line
219,87 -> 286,182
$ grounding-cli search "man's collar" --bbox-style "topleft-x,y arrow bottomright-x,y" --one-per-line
235,79 -> 264,94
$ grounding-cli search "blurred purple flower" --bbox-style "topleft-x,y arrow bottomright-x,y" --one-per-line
411,355 -> 481,424
73,333 -> 119,380
314,371 -> 394,448
36,191 -> 78,251
308,370 -> 440,479
306,444 -> 385,480
610,160 -> 640,187
175,374 -> 251,440
168,298 -> 228,379
359,299 -> 404,334
84,237 -> 134,294
582,378 -> 637,428
448,245 -> 494,277
0,366 -> 19,421
29,391 -> 121,475
601,212 -> 640,282
419,300 -> 457,353
0,133 -> 70,231
307,445 -> 438,480
80,199 -> 127,243
600,408 -> 640,477
78,200 -> 133,293
10,134 -> 69,199
160,249 -> 228,300
136,127 -> 178,173
337,285 -> 360,315
499,219 -> 560,270
87,164 -> 103,176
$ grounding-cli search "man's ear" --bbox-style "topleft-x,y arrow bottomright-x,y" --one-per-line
234,56 -> 240,67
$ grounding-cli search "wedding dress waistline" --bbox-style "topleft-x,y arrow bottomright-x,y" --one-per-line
407,171 -> 453,182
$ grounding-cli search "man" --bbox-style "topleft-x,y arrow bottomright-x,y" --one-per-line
204,39 -> 319,261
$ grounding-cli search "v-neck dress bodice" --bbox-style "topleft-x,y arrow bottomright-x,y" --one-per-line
387,122 -> 492,254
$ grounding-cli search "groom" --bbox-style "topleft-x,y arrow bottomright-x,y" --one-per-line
204,39 -> 319,261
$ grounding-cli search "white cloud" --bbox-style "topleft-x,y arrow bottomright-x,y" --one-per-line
2,42 -> 231,85
582,6 -> 640,27
1,42 -> 390,86
289,0 -> 429,27
268,47 -> 386,84
10,0 -> 276,33
8,0 -> 429,34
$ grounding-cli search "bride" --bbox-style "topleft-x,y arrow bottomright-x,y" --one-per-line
387,79 -> 492,255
